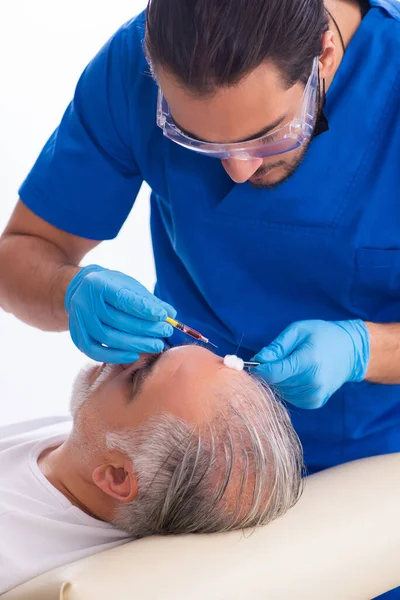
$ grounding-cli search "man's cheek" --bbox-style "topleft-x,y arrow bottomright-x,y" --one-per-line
91,383 -> 128,426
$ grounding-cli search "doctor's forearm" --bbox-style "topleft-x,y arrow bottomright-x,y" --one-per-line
0,233 -> 79,331
364,322 -> 400,384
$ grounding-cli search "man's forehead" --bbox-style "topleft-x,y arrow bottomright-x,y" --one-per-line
152,345 -> 221,376
140,346 -> 244,398
135,346 -> 216,393
157,63 -> 298,145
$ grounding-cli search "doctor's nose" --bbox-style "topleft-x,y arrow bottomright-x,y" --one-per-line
222,157 -> 263,183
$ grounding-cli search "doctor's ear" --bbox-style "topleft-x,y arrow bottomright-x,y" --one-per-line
319,31 -> 337,80
92,457 -> 138,503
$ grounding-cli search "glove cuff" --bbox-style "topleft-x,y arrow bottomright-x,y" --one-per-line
64,264 -> 104,313
335,319 -> 370,383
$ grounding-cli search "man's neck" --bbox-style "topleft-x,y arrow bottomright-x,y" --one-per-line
324,0 -> 364,90
38,439 -> 116,523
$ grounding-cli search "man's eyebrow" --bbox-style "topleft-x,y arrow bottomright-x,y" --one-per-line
129,352 -> 166,401
171,113 -> 288,144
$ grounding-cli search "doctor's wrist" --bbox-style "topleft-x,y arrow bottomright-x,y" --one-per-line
335,319 -> 370,383
363,321 -> 400,384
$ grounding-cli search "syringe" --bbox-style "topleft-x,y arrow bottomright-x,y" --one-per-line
166,317 -> 218,348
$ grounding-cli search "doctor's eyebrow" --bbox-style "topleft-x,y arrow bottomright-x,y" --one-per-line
171,113 -> 288,143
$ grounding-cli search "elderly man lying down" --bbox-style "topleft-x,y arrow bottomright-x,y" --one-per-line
0,345 -> 303,593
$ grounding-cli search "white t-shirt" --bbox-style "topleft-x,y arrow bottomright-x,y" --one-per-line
0,416 -> 132,594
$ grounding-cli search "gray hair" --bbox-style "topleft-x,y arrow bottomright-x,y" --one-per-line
106,375 -> 304,537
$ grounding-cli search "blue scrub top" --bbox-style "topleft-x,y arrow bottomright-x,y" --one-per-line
19,0 -> 400,474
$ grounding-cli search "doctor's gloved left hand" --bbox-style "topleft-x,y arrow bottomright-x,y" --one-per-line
251,320 -> 370,409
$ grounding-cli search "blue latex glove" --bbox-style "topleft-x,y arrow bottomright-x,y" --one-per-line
251,320 -> 370,409
64,265 -> 176,363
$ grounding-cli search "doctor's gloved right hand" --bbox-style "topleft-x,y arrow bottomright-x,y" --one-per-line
64,265 -> 176,363
251,319 -> 370,409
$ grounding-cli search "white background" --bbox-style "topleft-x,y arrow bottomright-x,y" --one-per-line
0,0 -> 152,425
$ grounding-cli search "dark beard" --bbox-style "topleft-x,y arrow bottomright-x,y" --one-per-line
249,135 -> 313,190
249,81 -> 325,190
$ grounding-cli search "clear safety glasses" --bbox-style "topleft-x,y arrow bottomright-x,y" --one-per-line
156,57 -> 319,161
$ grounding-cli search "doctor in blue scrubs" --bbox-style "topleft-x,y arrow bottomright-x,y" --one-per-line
0,0 -> 399,537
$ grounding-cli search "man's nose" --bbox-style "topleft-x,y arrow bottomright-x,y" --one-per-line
222,157 -> 263,183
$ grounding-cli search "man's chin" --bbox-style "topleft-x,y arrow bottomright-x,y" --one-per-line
69,364 -> 98,417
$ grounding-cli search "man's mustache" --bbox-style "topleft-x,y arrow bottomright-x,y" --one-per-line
252,160 -> 286,178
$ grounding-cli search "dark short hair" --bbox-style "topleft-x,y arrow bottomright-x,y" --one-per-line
145,0 -> 329,94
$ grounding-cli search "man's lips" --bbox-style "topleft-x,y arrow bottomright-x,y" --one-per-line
250,172 -> 267,180
251,167 -> 280,180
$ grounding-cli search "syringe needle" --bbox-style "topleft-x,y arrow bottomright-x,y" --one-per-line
206,339 -> 218,348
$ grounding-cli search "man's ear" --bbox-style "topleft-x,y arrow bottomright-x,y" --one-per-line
319,30 -> 337,80
92,457 -> 138,503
